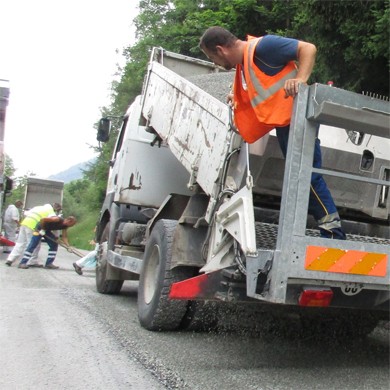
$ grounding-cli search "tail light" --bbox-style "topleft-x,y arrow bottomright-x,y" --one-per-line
298,288 -> 333,307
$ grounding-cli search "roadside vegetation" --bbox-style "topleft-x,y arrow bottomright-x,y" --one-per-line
4,0 -> 389,249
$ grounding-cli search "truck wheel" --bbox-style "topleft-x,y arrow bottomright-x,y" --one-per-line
96,223 -> 124,294
138,219 -> 192,331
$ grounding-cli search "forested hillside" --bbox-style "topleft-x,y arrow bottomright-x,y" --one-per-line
5,0 -> 389,249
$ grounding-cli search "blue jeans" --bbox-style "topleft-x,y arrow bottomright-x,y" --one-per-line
276,125 -> 346,239
19,231 -> 59,266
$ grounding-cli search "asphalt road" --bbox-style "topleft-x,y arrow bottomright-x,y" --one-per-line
1,247 -> 389,390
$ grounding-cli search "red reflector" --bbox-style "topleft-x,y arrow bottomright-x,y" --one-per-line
169,273 -> 210,300
298,289 -> 333,307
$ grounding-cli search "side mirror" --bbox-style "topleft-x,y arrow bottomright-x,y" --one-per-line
97,118 -> 111,142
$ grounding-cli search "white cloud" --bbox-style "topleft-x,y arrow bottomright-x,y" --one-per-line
0,0 -> 139,178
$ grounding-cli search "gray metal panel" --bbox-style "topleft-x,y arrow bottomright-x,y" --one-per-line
106,96 -> 192,208
141,61 -> 234,198
312,167 -> 389,186
113,137 -> 192,207
151,48 -> 225,79
307,83 -> 390,120
107,249 -> 142,274
26,177 -> 64,189
313,101 -> 390,137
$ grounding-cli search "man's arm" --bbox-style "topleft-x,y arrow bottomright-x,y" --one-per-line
284,41 -> 317,97
60,229 -> 70,246
296,41 -> 317,83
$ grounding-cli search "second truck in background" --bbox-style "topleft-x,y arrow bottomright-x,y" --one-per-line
24,177 -> 64,211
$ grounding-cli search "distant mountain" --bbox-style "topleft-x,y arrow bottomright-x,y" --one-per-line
48,159 -> 96,183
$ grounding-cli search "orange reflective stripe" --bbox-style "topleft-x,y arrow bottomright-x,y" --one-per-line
305,246 -> 388,277
367,255 -> 388,276
349,252 -> 387,276
305,247 -> 345,271
327,250 -> 366,273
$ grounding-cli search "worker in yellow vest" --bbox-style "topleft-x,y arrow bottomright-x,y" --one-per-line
5,203 -> 62,266
18,215 -> 77,269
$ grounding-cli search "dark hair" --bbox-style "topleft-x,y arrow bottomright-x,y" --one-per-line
53,203 -> 62,211
199,26 -> 238,53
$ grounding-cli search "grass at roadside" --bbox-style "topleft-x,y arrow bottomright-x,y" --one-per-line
67,213 -> 98,250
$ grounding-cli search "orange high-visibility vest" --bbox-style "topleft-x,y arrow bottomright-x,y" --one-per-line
233,36 -> 297,143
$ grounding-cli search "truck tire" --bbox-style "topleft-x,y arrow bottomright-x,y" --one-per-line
96,223 -> 124,294
138,219 -> 192,331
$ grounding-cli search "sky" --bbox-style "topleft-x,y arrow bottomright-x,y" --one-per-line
0,0 -> 139,178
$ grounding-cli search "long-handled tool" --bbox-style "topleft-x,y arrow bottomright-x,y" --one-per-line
43,233 -> 85,258
58,240 -> 85,258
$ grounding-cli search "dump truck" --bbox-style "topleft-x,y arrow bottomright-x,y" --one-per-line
95,47 -> 389,336
24,177 -> 64,211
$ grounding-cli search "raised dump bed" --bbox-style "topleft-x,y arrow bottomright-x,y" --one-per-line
188,71 -> 390,227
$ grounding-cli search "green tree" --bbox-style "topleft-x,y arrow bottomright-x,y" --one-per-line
4,153 -> 15,178
63,178 -> 101,249
289,0 -> 389,93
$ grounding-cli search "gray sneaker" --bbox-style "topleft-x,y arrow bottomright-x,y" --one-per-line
5,260 -> 12,266
18,264 -> 29,269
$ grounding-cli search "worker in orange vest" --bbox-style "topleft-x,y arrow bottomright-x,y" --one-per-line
199,26 -> 345,239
